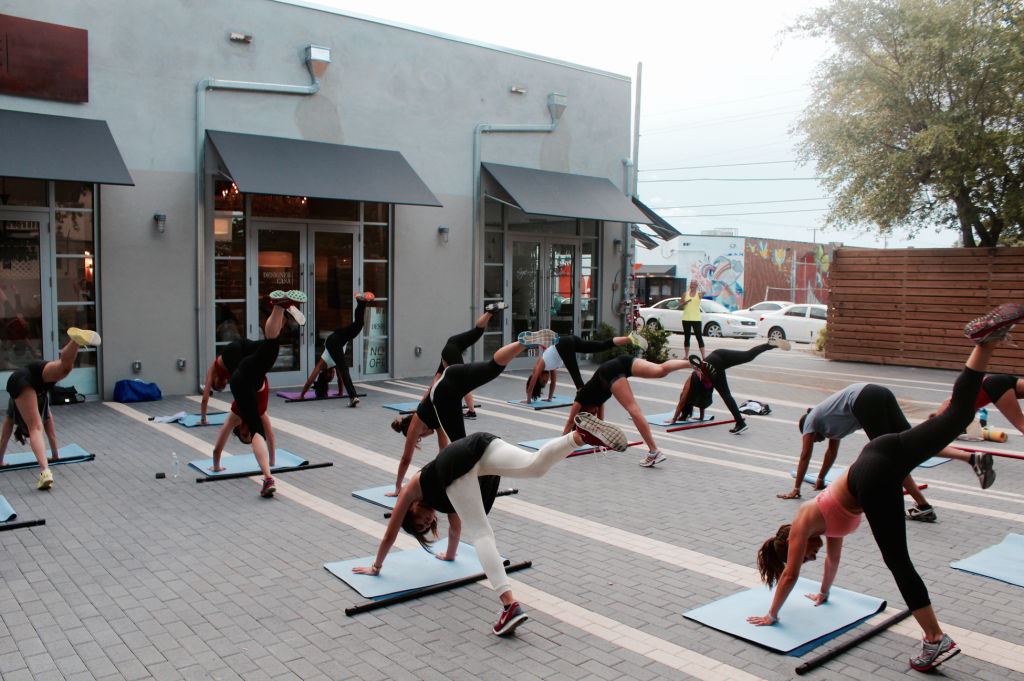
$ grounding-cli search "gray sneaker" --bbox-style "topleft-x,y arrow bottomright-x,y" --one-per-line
638,451 -> 666,467
910,633 -> 960,671
906,503 -> 937,522
972,452 -> 996,489
574,412 -> 628,452
518,329 -> 558,349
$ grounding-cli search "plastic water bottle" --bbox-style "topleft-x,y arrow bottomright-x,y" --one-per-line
172,452 -> 179,478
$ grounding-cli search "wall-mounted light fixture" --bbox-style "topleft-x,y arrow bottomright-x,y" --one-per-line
415,346 -> 422,356
230,32 -> 253,43
178,358 -> 187,370
509,86 -> 527,94
438,226 -> 450,243
613,238 -> 623,254
132,361 -> 142,373
154,213 -> 166,233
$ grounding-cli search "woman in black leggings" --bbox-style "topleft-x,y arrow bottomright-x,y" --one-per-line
297,292 -> 374,407
694,339 -> 789,434
428,303 -> 508,418
200,338 -> 263,423
748,303 -> 1021,673
524,332 -> 644,402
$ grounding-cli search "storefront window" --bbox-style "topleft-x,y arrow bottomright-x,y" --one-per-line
213,180 -> 246,351
251,194 -> 359,221
53,185 -> 98,395
0,178 -> 47,207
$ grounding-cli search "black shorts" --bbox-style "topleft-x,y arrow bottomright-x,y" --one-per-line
416,396 -> 441,430
597,354 -> 635,389
983,374 -> 1019,404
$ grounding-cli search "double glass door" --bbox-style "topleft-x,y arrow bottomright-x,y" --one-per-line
508,236 -> 579,364
250,222 -> 359,387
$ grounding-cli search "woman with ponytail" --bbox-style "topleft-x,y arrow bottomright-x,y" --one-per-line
387,412 -> 449,497
748,304 -> 1020,672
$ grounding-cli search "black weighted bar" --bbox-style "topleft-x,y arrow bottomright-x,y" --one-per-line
345,560 -> 532,616
195,462 -> 333,483
795,608 -> 912,675
0,519 -> 46,532
383,489 -> 519,518
0,455 -> 94,472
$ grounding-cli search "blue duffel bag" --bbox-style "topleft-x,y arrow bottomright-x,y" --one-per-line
113,379 -> 163,403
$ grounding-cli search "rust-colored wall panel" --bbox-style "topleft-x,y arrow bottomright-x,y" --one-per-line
0,14 -> 87,103
826,247 -> 1024,373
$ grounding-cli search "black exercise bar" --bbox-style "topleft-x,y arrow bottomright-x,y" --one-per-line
383,489 -> 519,518
0,455 -> 94,472
195,462 -> 333,483
345,560 -> 532,616
285,393 -> 367,403
0,519 -> 47,533
795,608 -> 912,675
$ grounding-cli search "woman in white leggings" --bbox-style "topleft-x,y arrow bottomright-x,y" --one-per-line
354,413 -> 627,636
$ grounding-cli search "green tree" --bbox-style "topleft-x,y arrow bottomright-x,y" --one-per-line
789,0 -> 1024,247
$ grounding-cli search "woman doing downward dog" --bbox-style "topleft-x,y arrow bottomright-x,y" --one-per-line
748,303 -> 1020,672
428,302 -> 508,419
692,339 -> 789,434
524,332 -> 645,402
668,369 -> 715,423
563,354 -> 691,467
297,292 -> 374,407
211,291 -> 305,497
387,413 -> 449,496
354,412 -> 627,635
3,328 -> 99,488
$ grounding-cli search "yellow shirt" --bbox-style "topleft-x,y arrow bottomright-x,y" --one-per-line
682,293 -> 702,321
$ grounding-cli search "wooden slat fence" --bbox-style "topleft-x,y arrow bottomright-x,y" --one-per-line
826,247 -> 1024,373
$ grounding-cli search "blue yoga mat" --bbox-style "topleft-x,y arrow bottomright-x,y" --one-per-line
352,485 -> 397,509
0,496 -> 16,522
188,449 -> 308,476
951,534 -> 1024,587
634,412 -> 715,427
792,467 -> 845,487
180,413 -> 228,428
684,577 -> 887,656
2,444 -> 93,470
917,457 -> 950,468
508,395 -> 575,410
325,542 -> 492,599
518,437 -> 595,454
382,402 -> 421,412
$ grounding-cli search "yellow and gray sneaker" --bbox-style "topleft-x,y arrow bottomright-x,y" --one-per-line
38,469 -> 54,490
628,330 -> 648,352
68,327 -> 101,347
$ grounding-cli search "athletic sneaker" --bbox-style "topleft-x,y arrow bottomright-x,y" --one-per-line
464,410 -> 477,420
518,329 -> 558,349
964,303 -> 1024,342
639,450 -> 667,467
355,291 -> 375,301
906,503 -> 937,522
261,477 -> 277,498
688,355 -> 716,379
485,301 -> 509,312
493,602 -> 528,636
768,338 -> 791,351
972,452 -> 996,489
628,330 -> 649,352
910,633 -> 960,671
348,397 -> 360,408
37,469 -> 53,490
286,306 -> 306,326
574,412 -> 628,452
67,327 -> 101,347
729,421 -> 749,434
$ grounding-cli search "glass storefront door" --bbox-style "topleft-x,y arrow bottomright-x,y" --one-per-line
309,228 -> 357,378
0,212 -> 49,399
508,236 -> 580,369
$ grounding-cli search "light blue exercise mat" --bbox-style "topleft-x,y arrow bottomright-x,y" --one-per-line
951,534 -> 1024,587
180,413 -> 228,428
188,449 -> 308,476
791,467 -> 845,487
634,412 -> 715,427
917,457 -> 950,468
508,395 -> 575,410
352,485 -> 397,509
683,577 -> 887,656
2,444 -> 93,471
0,496 -> 16,522
518,437 -> 596,454
325,542 -> 492,599
382,402 -> 421,412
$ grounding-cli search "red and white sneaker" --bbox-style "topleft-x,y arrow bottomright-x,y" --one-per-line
355,292 -> 375,302
261,477 -> 277,498
965,303 -> 1024,343
574,412 -> 628,452
493,602 -> 528,636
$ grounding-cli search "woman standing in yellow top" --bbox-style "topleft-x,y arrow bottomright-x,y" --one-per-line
682,280 -> 705,359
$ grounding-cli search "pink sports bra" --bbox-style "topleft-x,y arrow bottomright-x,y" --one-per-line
815,484 -> 862,537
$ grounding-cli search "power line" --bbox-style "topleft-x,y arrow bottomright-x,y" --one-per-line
666,208 -> 828,217
639,178 -> 820,183
654,197 -> 829,209
642,87 -> 811,118
639,160 -> 798,172
643,141 -> 794,167
642,109 -> 804,137
642,104 -> 803,134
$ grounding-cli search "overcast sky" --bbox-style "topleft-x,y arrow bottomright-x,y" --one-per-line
302,0 -> 955,250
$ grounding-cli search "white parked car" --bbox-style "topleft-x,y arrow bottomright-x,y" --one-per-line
638,298 -> 758,338
731,300 -> 796,320
756,304 -> 828,343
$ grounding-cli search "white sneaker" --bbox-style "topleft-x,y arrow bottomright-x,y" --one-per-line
639,451 -> 666,467
768,338 -> 791,351
628,330 -> 648,351
286,306 -> 306,326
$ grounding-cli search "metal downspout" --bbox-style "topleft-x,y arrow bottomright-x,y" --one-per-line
470,93 -> 567,358
194,47 -> 330,390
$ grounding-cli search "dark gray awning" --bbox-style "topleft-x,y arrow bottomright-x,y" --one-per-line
631,226 -> 659,250
631,196 -> 682,241
206,130 -> 441,207
635,264 -> 677,276
0,109 -> 134,185
482,162 -> 649,223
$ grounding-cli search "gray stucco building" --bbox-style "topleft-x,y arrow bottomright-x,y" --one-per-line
0,0 -> 663,402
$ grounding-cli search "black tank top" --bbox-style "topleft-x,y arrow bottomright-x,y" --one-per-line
419,432 -> 501,514
688,371 -> 714,409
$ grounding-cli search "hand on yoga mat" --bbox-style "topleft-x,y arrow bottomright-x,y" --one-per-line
352,565 -> 380,575
747,614 -> 777,627
436,553 -> 457,561
805,592 -> 829,606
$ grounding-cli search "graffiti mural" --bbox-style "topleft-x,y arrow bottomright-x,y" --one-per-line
743,239 -> 831,307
